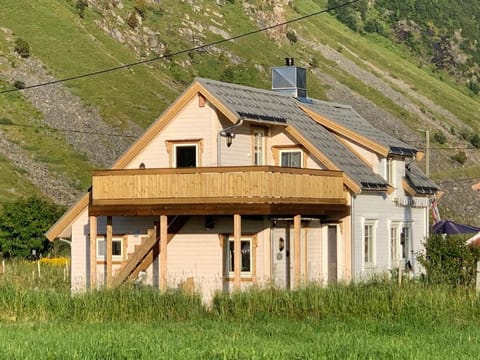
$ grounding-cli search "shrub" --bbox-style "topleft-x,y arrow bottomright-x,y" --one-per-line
75,0 -> 88,18
470,133 -> 480,148
286,30 -> 298,43
432,130 -> 446,144
0,117 -> 13,125
126,12 -> 139,29
14,38 -> 30,58
452,151 -> 467,165
13,80 -> 26,89
468,79 -> 480,95
417,234 -> 480,287
134,0 -> 147,19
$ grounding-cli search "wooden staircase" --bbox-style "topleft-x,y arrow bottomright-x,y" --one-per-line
111,216 -> 189,287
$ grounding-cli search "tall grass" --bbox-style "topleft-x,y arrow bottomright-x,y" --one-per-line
1,259 -> 479,325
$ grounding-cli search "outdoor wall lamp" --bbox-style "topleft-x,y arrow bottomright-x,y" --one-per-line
226,133 -> 234,147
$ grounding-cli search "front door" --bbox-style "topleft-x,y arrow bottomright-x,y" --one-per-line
272,224 -> 291,289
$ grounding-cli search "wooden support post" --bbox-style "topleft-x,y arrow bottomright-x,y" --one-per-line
106,216 -> 113,288
89,216 -> 97,289
234,214 -> 241,291
160,215 -> 168,292
294,215 -> 301,288
476,261 -> 480,296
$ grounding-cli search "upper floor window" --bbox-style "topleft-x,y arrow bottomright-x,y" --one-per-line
166,139 -> 203,168
280,149 -> 302,168
387,159 -> 396,187
252,128 -> 265,165
175,144 -> 197,168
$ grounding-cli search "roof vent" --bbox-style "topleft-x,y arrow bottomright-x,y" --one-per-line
271,58 -> 307,98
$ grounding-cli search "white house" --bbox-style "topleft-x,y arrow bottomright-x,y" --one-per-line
46,62 -> 440,301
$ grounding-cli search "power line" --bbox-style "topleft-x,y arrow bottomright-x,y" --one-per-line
0,121 -> 137,138
0,0 -> 361,94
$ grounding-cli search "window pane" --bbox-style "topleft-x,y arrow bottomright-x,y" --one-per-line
228,240 -> 251,273
112,240 -> 122,256
364,225 -> 370,263
254,131 -> 264,165
390,227 -> 398,265
98,239 -> 106,257
176,146 -> 196,168
240,240 -> 251,272
228,241 -> 234,273
281,151 -> 301,167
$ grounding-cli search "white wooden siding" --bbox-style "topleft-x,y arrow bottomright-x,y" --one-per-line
126,96 -> 217,169
352,194 -> 428,278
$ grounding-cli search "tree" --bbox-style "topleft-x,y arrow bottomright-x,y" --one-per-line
0,197 -> 65,258
417,234 -> 480,286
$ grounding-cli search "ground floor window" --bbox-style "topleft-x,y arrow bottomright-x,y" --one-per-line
97,236 -> 124,261
223,235 -> 256,278
363,220 -> 377,268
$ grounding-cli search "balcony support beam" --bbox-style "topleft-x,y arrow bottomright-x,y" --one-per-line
233,214 -> 241,291
89,215 -> 97,289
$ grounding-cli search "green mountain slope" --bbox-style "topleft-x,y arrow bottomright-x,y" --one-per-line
0,0 -> 479,223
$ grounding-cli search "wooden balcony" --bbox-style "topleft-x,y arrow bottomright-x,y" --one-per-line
89,166 -> 348,216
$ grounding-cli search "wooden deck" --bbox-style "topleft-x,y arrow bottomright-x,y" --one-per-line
89,166 -> 348,216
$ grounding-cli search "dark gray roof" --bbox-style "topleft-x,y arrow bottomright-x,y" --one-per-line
197,78 -> 393,191
300,99 -> 417,157
405,162 -> 440,194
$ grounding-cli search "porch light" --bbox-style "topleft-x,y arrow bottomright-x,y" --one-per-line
226,133 -> 234,147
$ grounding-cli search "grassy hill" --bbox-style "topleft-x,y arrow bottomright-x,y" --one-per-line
0,0 -> 479,222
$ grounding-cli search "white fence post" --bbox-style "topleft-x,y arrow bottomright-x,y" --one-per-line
476,261 -> 480,296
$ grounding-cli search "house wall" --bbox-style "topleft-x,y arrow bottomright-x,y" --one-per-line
351,193 -> 428,279
126,96 -> 219,169
340,136 -> 380,172
122,96 -> 326,170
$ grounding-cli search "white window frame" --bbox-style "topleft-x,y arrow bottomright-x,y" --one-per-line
389,222 -> 401,268
97,236 -> 124,261
387,159 -> 396,188
363,220 -> 377,268
225,236 -> 253,278
401,224 -> 411,260
173,143 -> 198,168
279,149 -> 303,168
253,128 -> 265,165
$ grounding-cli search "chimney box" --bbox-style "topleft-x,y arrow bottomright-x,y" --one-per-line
271,58 -> 307,98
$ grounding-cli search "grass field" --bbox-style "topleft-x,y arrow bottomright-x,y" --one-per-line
0,260 -> 479,358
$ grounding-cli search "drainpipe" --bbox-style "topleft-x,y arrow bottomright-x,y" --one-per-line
59,238 -> 72,246
216,118 -> 244,166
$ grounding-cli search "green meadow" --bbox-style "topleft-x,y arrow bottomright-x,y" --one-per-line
0,260 -> 479,359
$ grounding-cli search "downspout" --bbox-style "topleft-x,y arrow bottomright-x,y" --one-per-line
216,118 -> 244,166
59,238 -> 72,246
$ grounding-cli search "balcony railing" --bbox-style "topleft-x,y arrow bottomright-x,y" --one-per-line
90,166 -> 347,215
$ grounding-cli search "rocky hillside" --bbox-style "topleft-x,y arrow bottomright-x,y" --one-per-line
0,0 -> 479,223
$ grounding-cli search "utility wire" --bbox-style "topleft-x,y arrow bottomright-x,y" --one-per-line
0,122 -> 137,138
0,0 -> 361,94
